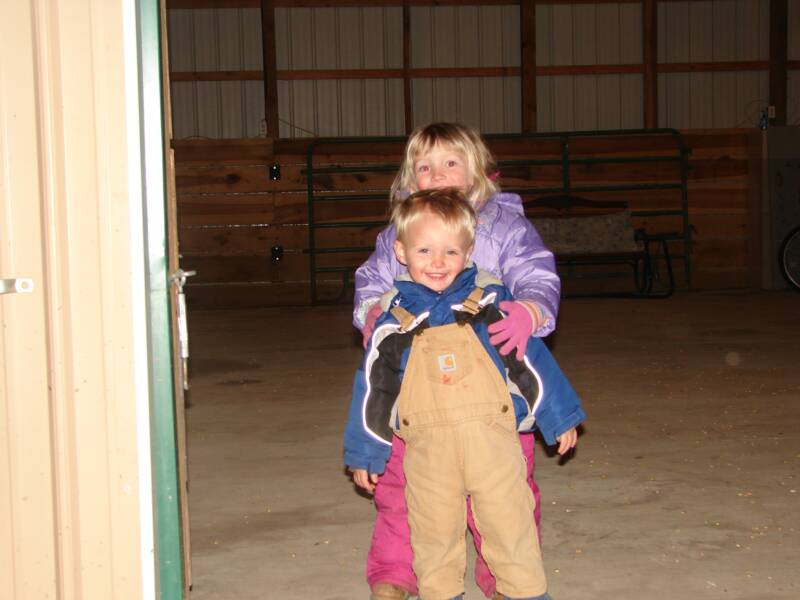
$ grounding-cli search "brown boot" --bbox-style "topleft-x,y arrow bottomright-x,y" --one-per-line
491,593 -> 504,600
370,582 -> 412,600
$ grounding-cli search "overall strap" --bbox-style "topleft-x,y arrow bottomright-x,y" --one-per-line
390,306 -> 418,332
460,287 -> 485,316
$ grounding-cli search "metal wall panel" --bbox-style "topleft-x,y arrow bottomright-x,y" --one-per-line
196,81 -> 221,138
276,6 -> 404,137
658,0 -> 769,128
243,81 -> 266,138
408,5 -> 520,132
410,77 -> 521,133
168,2 -> 788,139
169,11 -> 197,138
537,4 -> 641,66
193,9 -> 218,70
659,71 -> 768,128
170,6 -> 407,138
171,81 -> 197,139
168,10 -> 194,71
169,8 -> 263,139
659,0 -> 768,62
537,74 -> 643,132
536,3 -> 642,132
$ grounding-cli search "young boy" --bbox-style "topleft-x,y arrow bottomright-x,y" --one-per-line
343,188 -> 585,600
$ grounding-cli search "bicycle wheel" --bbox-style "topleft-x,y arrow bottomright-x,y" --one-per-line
779,225 -> 800,291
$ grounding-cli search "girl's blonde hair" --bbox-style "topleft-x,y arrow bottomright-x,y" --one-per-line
391,188 -> 476,246
390,122 -> 499,211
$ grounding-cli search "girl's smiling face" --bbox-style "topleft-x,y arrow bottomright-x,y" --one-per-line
412,143 -> 470,192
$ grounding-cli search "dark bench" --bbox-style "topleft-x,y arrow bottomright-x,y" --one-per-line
529,195 -> 675,298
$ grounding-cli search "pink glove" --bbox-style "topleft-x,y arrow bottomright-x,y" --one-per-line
487,301 -> 535,360
362,303 -> 383,349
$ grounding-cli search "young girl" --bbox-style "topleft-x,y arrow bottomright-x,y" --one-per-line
353,122 -> 561,600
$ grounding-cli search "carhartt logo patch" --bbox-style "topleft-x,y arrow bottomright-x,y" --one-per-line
438,353 -> 457,372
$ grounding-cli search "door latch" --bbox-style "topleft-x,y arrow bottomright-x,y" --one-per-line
169,269 -> 196,390
0,278 -> 34,295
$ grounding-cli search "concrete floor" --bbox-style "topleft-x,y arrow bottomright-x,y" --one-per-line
184,290 -> 799,600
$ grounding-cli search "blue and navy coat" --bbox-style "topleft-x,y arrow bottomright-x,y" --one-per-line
343,265 -> 586,475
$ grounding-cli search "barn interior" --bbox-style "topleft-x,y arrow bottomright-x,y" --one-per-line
162,1 -> 800,598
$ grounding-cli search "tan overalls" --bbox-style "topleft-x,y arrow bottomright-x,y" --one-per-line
392,297 -> 547,600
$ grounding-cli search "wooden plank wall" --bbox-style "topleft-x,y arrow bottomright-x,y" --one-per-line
175,129 -> 762,308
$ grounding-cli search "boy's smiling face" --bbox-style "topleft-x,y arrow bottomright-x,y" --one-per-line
393,210 -> 472,292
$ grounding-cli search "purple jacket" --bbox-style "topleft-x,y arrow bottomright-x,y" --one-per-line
353,192 -> 561,336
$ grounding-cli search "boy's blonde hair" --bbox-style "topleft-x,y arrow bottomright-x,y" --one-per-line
392,188 -> 476,247
390,122 -> 499,211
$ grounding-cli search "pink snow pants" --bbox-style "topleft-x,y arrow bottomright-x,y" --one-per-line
366,432 -> 542,598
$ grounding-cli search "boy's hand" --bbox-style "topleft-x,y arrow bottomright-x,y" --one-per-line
488,301 -> 536,360
556,428 -> 578,455
350,468 -> 379,494
362,303 -> 383,349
